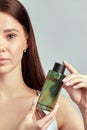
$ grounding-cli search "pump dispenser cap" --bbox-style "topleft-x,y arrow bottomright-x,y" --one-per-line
53,62 -> 65,74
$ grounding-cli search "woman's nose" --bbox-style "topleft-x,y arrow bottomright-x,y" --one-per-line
0,38 -> 6,53
0,47 -> 5,53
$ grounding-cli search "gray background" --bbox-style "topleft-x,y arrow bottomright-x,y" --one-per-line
20,0 -> 87,113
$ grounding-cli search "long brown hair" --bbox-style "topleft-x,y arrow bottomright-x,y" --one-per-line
0,0 -> 45,91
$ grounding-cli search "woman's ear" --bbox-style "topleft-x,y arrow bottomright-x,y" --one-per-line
24,40 -> 28,50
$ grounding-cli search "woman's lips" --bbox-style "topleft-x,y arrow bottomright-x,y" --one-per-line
0,57 -> 9,65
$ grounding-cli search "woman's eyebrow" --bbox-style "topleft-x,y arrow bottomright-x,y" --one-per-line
4,28 -> 19,32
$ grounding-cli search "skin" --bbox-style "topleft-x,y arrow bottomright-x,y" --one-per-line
0,12 -> 85,130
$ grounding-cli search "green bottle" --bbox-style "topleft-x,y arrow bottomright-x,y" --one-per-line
37,62 -> 66,111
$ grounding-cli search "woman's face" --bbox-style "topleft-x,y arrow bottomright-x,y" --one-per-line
0,12 -> 28,74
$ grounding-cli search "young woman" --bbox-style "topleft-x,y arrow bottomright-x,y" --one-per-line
0,0 -> 86,130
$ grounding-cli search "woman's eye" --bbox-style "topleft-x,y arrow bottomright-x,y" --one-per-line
7,34 -> 16,39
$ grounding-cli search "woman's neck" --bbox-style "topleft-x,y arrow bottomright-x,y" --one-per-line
0,66 -> 26,100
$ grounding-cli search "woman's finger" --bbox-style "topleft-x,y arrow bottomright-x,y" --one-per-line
73,82 -> 87,89
63,73 -> 87,82
42,116 -> 55,130
37,103 -> 59,127
63,61 -> 78,74
63,74 -> 87,87
25,99 -> 38,120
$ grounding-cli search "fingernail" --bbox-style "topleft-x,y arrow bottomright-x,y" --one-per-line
64,60 -> 67,63
65,82 -> 72,86
56,103 -> 59,109
57,104 -> 59,108
32,100 -> 37,105
62,78 -> 67,82
73,85 -> 78,89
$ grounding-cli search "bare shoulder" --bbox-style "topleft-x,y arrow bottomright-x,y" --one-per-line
55,95 -> 84,130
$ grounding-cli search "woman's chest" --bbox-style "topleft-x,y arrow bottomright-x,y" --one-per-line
0,97 -> 33,130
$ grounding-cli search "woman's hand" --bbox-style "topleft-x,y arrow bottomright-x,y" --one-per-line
17,100 -> 59,130
62,61 -> 87,110
62,61 -> 87,130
